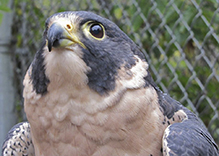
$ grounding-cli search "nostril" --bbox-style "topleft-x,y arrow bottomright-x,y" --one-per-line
66,24 -> 71,30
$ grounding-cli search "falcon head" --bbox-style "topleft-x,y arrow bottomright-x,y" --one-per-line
31,11 -> 148,96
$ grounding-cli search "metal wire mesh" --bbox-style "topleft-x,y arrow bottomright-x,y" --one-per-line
11,0 -> 219,144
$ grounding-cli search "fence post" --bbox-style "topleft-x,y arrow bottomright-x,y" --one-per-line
0,0 -> 16,147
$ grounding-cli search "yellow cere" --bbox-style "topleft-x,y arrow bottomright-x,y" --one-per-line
57,18 -> 86,49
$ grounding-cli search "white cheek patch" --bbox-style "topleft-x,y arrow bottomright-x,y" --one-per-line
117,55 -> 149,89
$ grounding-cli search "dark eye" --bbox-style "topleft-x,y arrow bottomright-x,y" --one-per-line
90,24 -> 104,39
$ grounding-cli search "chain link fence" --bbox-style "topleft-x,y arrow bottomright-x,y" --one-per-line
11,0 -> 219,144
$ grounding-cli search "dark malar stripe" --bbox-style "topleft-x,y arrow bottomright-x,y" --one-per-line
30,40 -> 50,95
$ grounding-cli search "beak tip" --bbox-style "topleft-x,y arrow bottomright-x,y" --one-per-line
46,23 -> 63,52
47,41 -> 52,52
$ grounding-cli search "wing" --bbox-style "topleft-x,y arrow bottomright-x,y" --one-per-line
153,88 -> 219,156
2,122 -> 35,156
162,112 -> 219,156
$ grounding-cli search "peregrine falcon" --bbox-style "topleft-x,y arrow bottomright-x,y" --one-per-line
2,11 -> 219,156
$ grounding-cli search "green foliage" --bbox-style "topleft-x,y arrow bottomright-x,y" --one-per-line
0,0 -> 10,24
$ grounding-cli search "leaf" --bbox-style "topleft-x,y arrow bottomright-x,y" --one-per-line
114,7 -> 122,20
0,6 -> 10,12
0,13 -> 3,25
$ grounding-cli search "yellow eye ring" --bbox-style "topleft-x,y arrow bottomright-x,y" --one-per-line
83,21 -> 105,40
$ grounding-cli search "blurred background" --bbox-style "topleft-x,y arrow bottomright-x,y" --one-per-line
0,0 -> 219,147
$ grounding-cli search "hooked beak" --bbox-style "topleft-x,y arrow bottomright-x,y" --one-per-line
46,21 -> 85,52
